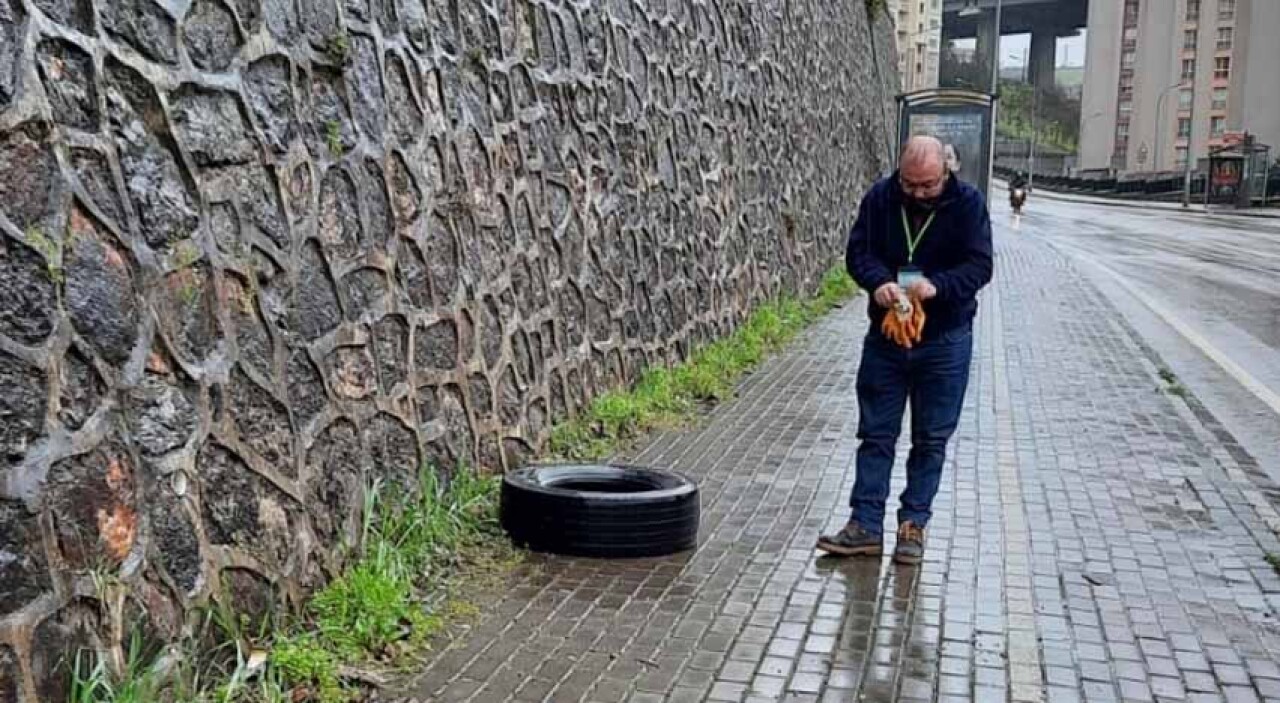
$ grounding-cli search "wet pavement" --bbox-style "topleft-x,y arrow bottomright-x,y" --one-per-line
1006,191 -> 1280,486
1011,195 -> 1280,396
400,212 -> 1280,702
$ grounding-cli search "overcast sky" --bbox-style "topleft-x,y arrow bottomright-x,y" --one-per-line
951,31 -> 1088,68
1003,31 -> 1088,68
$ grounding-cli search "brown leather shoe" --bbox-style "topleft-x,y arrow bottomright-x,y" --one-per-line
817,523 -> 883,557
894,521 -> 925,565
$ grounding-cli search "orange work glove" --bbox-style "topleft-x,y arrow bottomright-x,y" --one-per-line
908,293 -> 926,342
880,293 -> 927,349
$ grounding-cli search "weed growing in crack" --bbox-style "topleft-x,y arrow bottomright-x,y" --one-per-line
326,31 -> 351,66
24,225 -> 64,285
325,120 -> 344,158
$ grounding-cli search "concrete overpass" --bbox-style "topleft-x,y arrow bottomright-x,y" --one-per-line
941,0 -> 1088,91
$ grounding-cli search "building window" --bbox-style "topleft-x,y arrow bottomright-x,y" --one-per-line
1219,0 -> 1234,20
1119,98 -> 1133,113
1182,58 -> 1196,79
1119,86 -> 1134,101
1178,118 -> 1192,138
1186,0 -> 1200,20
1124,26 -> 1138,41
1176,146 -> 1189,167
1179,90 -> 1193,109
1214,56 -> 1230,80
1211,116 -> 1226,136
1184,29 -> 1198,49
1117,122 -> 1130,138
1212,87 -> 1228,110
1217,27 -> 1232,50
1122,50 -> 1136,67
1124,0 -> 1140,24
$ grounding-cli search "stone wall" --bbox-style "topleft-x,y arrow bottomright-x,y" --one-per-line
0,0 -> 895,697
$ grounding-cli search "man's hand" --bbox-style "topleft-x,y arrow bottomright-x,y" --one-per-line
874,282 -> 903,309
907,278 -> 937,301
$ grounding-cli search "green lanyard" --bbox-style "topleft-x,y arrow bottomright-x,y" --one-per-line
900,207 -> 936,264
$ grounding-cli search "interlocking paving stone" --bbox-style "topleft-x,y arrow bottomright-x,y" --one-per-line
401,234 -> 1280,701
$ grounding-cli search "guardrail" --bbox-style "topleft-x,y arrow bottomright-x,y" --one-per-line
993,166 -> 1280,205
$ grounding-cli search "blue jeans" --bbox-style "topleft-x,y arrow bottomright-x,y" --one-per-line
850,324 -> 973,535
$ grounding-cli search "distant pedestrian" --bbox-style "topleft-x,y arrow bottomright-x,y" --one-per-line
944,143 -> 962,175
817,135 -> 993,564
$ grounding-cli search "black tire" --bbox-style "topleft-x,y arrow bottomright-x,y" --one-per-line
500,464 -> 700,558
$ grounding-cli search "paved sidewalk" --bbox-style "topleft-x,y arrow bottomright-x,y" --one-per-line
400,232 -> 1280,703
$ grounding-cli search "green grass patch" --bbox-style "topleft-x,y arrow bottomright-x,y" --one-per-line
1268,554 -> 1280,575
549,265 -> 857,460
68,634 -> 163,703
66,465 -> 514,703
269,466 -> 510,699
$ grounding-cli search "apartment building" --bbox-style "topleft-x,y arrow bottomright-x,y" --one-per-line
889,0 -> 944,92
1079,0 -> 1280,173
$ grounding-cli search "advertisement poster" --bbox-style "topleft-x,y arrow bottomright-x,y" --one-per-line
907,111 -> 988,194
1209,157 -> 1243,204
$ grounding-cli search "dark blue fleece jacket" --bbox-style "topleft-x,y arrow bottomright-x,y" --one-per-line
845,172 -> 993,339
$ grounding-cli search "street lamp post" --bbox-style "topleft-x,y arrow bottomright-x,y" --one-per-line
1181,74 -> 1198,207
1153,81 -> 1183,171
990,0 -> 1003,94
1029,82 -> 1038,189
1007,51 -> 1031,178
1005,48 -> 1038,188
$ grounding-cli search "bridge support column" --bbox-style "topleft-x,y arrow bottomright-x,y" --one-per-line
1029,26 -> 1057,92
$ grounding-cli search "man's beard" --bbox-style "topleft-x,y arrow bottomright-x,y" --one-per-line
905,195 -> 939,213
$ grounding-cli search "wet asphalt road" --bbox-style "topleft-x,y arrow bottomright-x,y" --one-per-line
993,188 -> 1280,481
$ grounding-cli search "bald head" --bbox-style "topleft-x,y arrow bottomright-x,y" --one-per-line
899,135 -> 949,202
901,135 -> 947,174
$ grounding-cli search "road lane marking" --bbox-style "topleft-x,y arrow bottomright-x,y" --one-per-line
1047,239 -> 1280,419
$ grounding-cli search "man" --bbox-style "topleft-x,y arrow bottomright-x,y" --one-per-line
817,135 -> 993,564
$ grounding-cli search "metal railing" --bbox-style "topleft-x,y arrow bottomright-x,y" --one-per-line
994,165 -> 1280,206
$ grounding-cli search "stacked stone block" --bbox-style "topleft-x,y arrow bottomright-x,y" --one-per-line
0,0 -> 895,697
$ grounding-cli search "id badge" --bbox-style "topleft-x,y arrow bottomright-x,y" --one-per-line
897,266 -> 924,288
